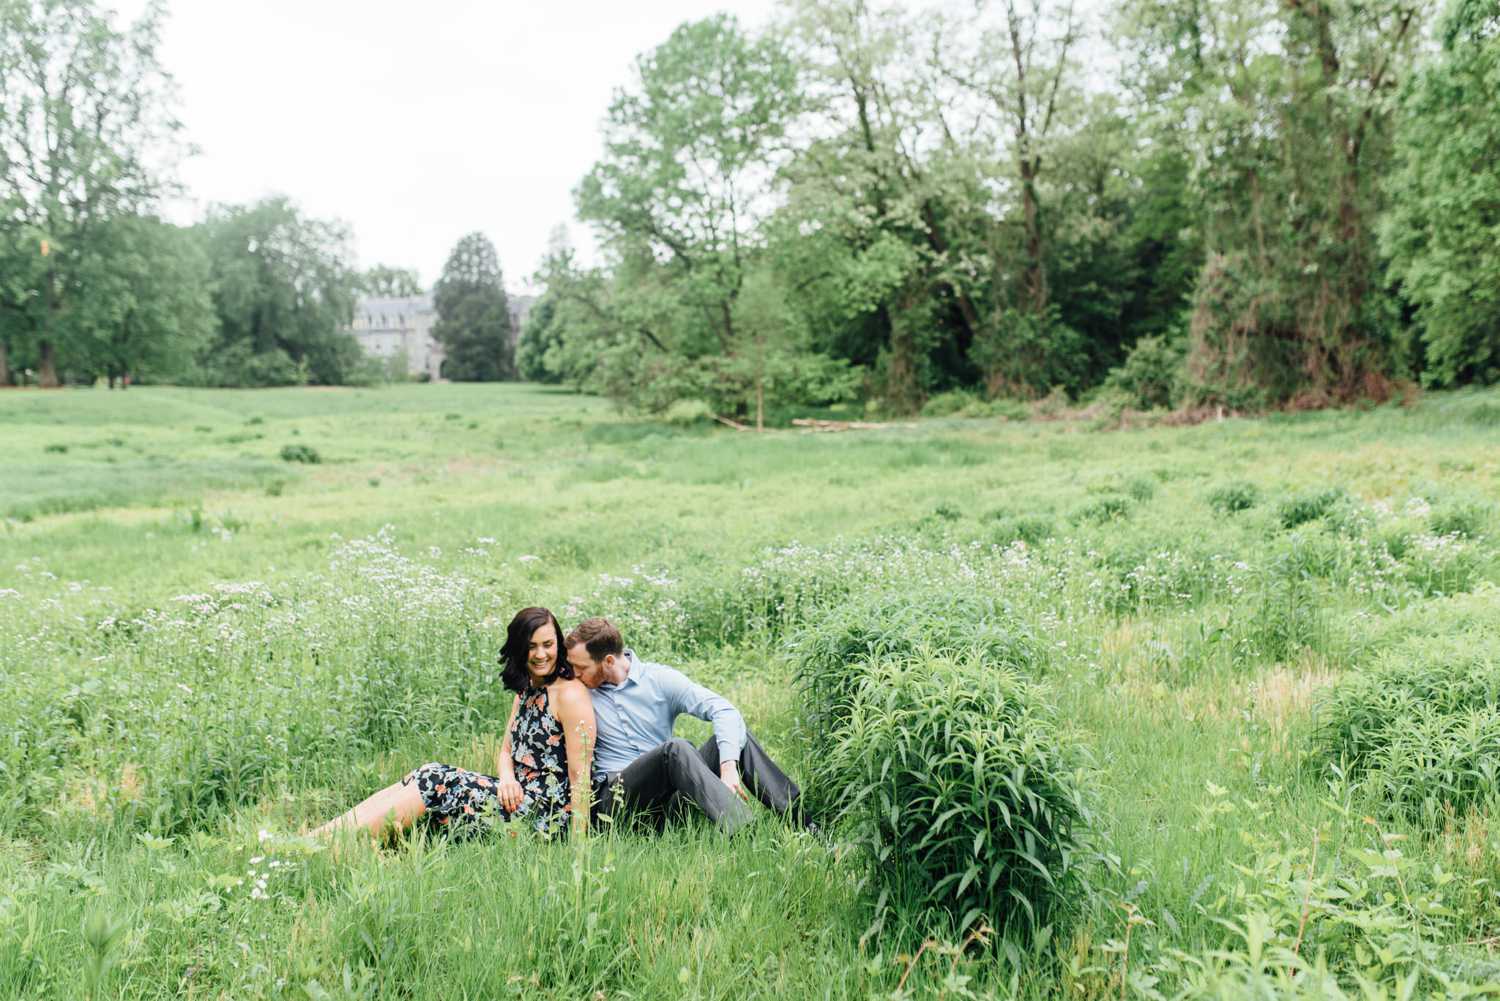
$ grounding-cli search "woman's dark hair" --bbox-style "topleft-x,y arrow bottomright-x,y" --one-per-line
499,606 -> 572,693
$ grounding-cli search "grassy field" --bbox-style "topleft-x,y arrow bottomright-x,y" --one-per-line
3,383 -> 1500,999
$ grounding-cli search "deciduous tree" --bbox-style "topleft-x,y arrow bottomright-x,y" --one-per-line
1382,0 -> 1500,386
0,0 -> 184,386
198,197 -> 362,386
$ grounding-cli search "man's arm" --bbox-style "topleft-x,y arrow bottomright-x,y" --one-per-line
656,665 -> 748,796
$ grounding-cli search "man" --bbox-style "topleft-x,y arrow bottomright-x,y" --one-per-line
564,616 -> 806,835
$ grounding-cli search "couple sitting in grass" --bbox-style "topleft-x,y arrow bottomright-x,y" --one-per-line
312,607 -> 806,843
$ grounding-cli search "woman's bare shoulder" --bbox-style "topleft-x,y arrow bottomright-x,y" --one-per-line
549,678 -> 592,708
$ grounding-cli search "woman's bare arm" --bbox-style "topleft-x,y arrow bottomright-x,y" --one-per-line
549,679 -> 597,836
495,694 -> 523,811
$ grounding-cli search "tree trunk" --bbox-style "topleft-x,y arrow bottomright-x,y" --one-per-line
39,340 -> 60,388
884,284 -> 925,415
755,375 -> 764,432
1019,156 -> 1048,313
0,338 -> 10,387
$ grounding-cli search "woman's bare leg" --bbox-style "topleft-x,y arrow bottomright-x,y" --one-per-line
310,779 -> 425,842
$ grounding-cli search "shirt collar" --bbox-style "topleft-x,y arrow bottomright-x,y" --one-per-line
603,649 -> 642,690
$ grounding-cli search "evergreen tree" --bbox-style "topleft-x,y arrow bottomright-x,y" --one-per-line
432,232 -> 514,382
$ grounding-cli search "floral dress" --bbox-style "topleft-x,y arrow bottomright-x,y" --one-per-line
402,684 -> 573,837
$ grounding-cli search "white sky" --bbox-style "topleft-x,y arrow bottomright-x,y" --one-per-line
117,0 -> 782,294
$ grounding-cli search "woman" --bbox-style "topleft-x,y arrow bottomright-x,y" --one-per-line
311,607 -> 596,842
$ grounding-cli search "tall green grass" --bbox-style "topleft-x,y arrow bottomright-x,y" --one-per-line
3,384 -> 1500,998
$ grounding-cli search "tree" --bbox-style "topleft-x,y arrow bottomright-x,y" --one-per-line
432,232 -> 513,381
1382,0 -> 1500,386
361,265 -> 423,297
198,197 -> 362,386
1119,0 -> 1425,406
516,293 -> 562,383
71,216 -> 215,386
570,15 -> 807,411
0,0 -> 184,386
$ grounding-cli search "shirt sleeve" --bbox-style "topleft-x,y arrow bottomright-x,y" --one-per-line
656,665 -> 746,765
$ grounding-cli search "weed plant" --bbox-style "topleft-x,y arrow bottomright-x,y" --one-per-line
815,655 -> 1096,935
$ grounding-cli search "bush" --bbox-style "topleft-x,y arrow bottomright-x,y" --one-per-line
1207,481 -> 1260,514
921,389 -> 981,417
816,655 -> 1094,933
1276,487 -> 1349,529
1313,636 -> 1500,773
791,587 -> 1045,771
1072,495 -> 1132,524
662,398 -> 713,427
279,444 -> 322,464
990,515 -> 1055,547
1102,332 -> 1185,409
1430,499 -> 1493,539
1312,632 -> 1500,818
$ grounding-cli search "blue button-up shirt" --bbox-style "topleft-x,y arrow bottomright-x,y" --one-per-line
589,650 -> 746,781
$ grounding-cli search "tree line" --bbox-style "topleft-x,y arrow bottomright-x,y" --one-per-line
519,0 -> 1500,419
0,0 -> 516,388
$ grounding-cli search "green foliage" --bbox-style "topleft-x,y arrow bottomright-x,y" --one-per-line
1207,481 -> 1261,514
360,264 -> 422,298
1277,488 -> 1350,529
197,197 -> 362,386
1312,634 -> 1500,777
3,385 -> 1500,998
433,232 -> 514,382
1102,332 -> 1185,410
0,0 -> 186,387
1073,495 -> 1133,524
662,398 -> 713,426
791,587 -> 1046,769
515,293 -> 561,383
1156,828 -> 1500,998
279,444 -> 321,464
1382,0 -> 1500,387
817,655 -> 1095,933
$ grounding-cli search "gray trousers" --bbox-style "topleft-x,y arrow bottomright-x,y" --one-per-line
594,731 -> 803,835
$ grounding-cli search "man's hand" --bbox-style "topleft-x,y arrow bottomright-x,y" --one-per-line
497,773 -> 525,813
720,761 -> 749,802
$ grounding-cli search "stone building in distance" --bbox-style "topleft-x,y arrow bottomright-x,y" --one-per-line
348,293 -> 534,381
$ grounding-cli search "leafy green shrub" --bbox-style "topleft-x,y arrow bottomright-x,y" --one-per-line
1365,703 -> 1500,823
817,655 -> 1094,933
1158,829 -> 1500,997
921,389 -> 981,417
1431,500 -> 1493,538
791,587 -> 1045,768
1101,332 -> 1185,409
1072,495 -> 1132,524
1312,636 -> 1500,775
1207,481 -> 1260,514
1123,476 -> 1156,502
279,443 -> 321,464
1312,630 -> 1500,819
1276,487 -> 1349,529
663,398 -> 713,426
990,515 -> 1055,547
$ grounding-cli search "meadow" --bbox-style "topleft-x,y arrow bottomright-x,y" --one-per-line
2,383 -> 1500,1000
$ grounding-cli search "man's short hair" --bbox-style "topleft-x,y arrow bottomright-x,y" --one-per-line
566,617 -> 623,661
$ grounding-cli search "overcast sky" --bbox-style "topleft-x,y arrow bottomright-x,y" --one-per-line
118,0 -> 782,295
